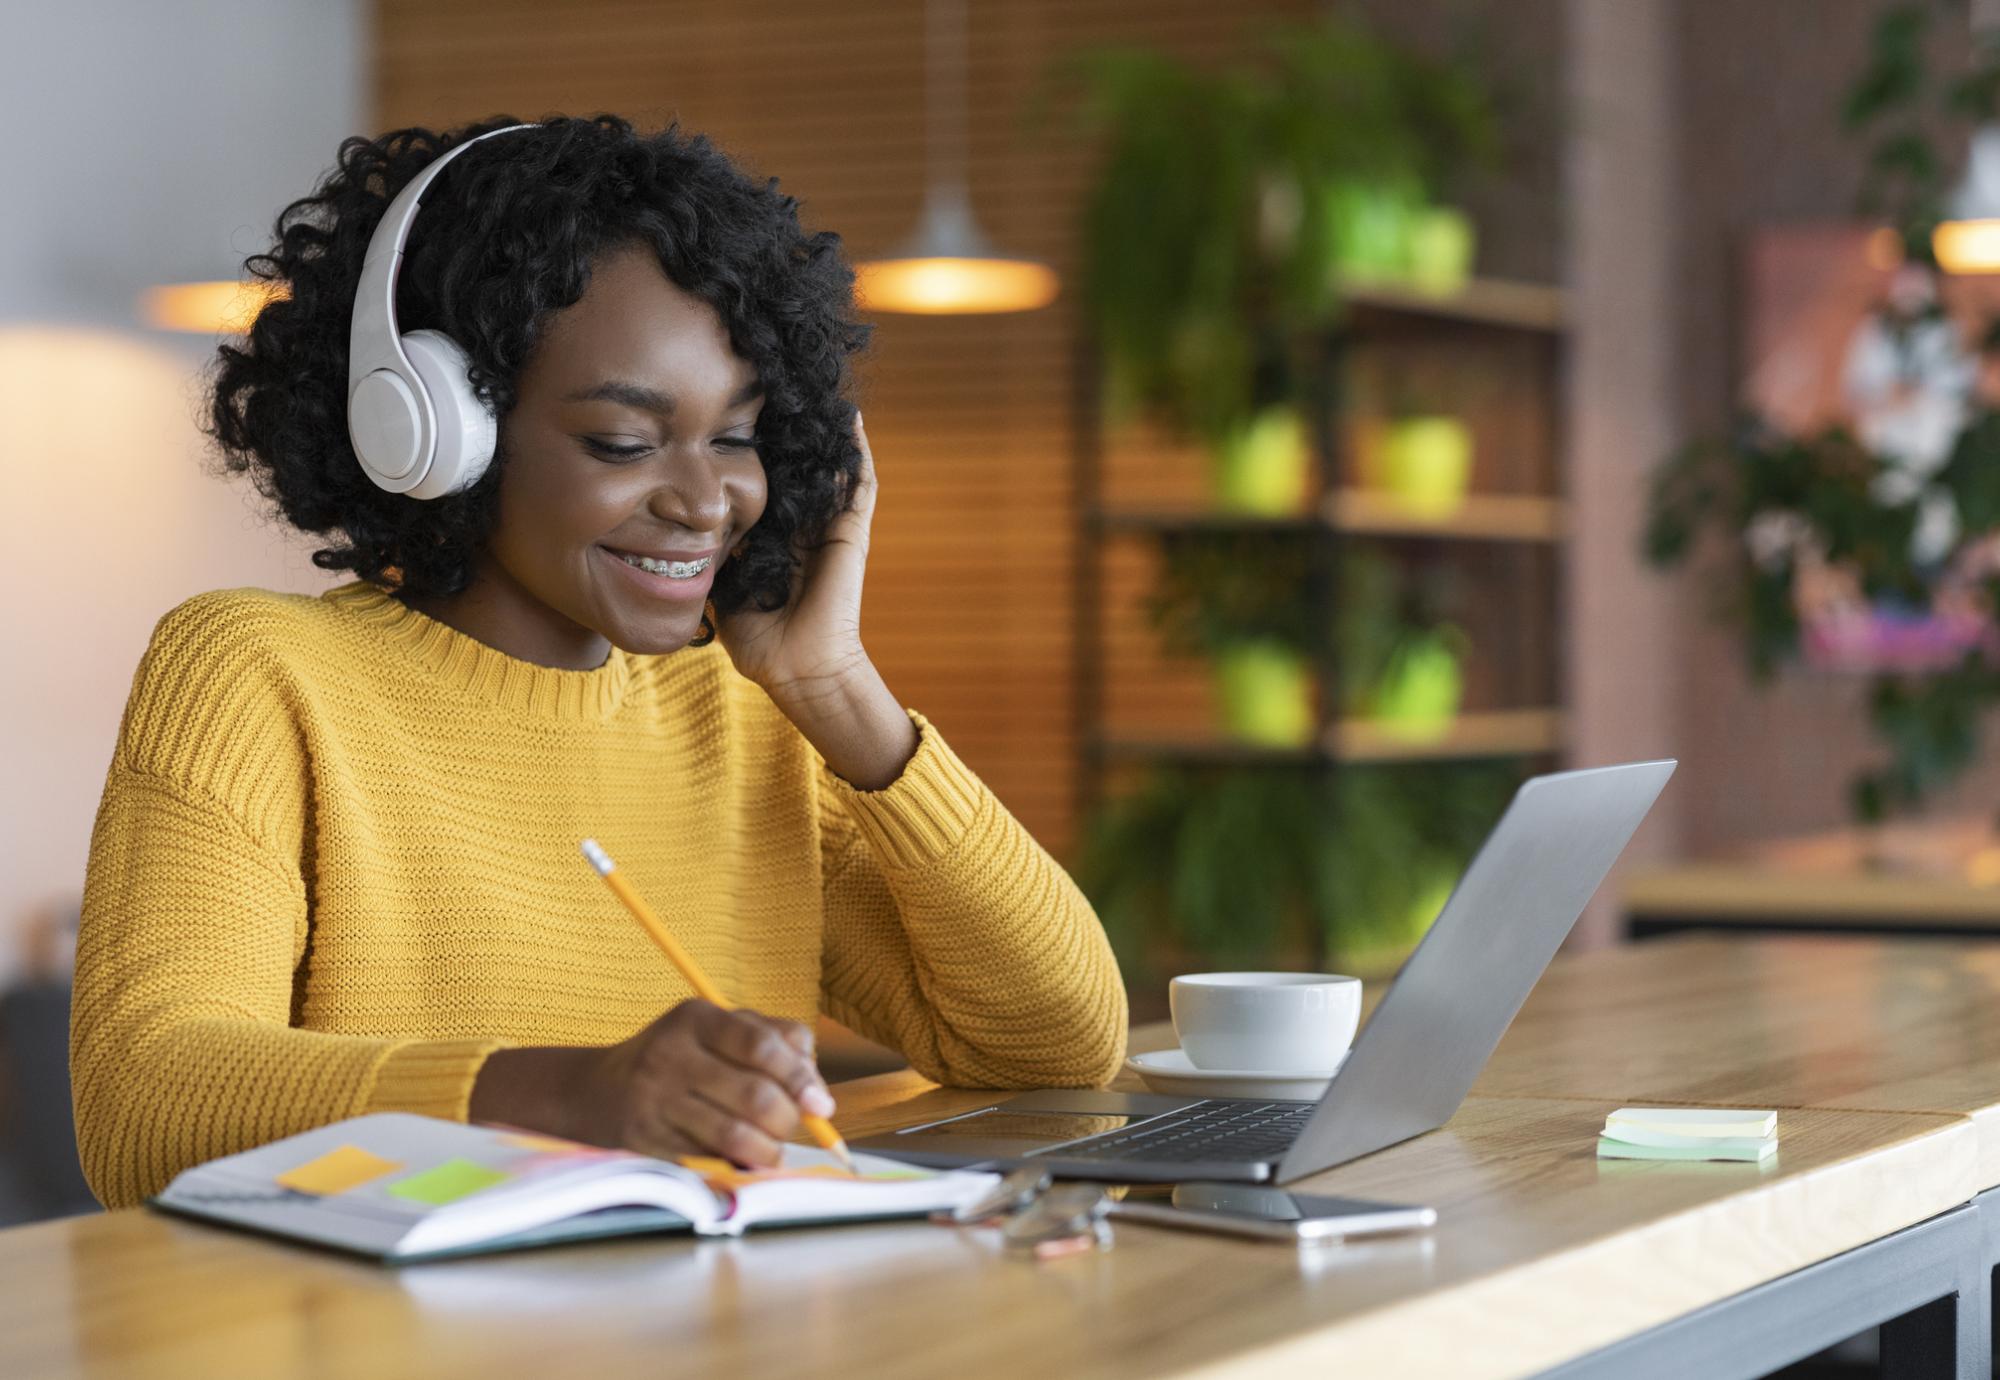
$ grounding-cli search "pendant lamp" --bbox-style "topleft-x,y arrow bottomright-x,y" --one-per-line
856,0 -> 1058,314
1934,125 -> 2000,274
1935,0 -> 2000,273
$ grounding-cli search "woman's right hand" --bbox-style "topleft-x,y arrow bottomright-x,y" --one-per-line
585,998 -> 838,1165
470,998 -> 838,1167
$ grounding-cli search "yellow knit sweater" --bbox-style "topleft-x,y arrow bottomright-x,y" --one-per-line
71,580 -> 1127,1209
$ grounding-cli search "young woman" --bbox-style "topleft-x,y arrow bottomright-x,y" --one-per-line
70,114 -> 1127,1211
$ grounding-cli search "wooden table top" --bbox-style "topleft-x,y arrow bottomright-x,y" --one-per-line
1478,933 -> 2000,1182
0,1011 -> 1979,1380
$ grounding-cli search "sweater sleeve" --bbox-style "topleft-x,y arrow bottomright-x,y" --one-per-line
68,595 -> 505,1210
815,709 -> 1128,1089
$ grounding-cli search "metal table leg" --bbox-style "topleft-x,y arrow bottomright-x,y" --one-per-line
1540,1203 -> 1988,1380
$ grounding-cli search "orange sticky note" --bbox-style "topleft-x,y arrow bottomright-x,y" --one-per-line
277,1145 -> 402,1196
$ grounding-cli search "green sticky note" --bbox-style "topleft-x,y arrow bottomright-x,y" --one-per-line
388,1157 -> 512,1206
1595,1135 -> 1775,1163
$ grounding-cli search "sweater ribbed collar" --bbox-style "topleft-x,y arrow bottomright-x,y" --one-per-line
323,579 -> 635,723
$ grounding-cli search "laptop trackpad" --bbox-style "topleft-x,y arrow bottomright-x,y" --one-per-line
853,1089 -> 1206,1167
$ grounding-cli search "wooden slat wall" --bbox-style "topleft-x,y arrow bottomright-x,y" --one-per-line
375,0 -> 1322,859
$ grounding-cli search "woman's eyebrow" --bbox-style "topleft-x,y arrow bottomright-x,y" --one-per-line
564,378 -> 764,413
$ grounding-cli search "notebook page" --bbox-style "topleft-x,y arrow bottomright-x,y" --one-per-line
684,1145 -> 1001,1235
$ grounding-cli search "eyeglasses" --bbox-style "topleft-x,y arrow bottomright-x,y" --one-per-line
933,1166 -> 1113,1259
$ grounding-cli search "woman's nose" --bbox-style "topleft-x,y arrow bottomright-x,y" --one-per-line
647,455 -> 730,533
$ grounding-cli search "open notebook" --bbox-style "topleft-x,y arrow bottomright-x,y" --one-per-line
147,1112 -> 999,1263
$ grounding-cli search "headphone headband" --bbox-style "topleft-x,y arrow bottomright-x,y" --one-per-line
347,123 -> 535,495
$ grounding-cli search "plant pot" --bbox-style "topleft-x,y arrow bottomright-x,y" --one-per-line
1323,177 -> 1424,288
1373,416 -> 1473,518
1212,403 -> 1310,515
1405,205 -> 1476,296
1214,641 -> 1316,746
1366,630 -> 1465,743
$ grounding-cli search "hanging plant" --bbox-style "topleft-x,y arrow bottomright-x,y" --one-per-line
1020,12 -> 1501,457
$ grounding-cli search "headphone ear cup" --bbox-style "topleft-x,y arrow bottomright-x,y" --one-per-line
400,328 -> 498,500
348,368 -> 426,490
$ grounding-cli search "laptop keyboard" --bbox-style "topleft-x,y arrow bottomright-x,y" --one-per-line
1042,1100 -> 1318,1163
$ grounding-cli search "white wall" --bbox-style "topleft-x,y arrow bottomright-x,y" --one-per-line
0,0 -> 366,983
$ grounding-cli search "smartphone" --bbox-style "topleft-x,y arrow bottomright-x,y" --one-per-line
1106,1183 -> 1437,1243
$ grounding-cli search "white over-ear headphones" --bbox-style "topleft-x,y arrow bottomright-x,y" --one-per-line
347,123 -> 535,499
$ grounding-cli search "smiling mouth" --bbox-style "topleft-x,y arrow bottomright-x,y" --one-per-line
603,547 -> 716,580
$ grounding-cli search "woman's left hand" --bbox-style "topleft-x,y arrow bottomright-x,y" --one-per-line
716,410 -> 876,702
718,411 -> 915,790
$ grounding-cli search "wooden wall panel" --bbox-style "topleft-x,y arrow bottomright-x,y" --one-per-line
375,0 -> 1321,858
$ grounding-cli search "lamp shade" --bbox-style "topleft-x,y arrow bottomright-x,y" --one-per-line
1934,123 -> 2000,274
856,182 -> 1058,315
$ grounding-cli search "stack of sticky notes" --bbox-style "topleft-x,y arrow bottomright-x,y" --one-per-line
1596,1107 -> 1778,1162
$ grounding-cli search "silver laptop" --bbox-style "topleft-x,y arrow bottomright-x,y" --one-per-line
855,759 -> 1676,1184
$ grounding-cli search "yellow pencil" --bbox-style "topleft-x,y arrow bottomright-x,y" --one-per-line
579,838 -> 856,1171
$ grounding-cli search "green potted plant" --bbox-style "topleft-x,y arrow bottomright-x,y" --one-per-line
1360,374 -> 1475,520
1023,13 -> 1501,503
1323,174 -> 1428,288
1146,530 -> 1324,747
1076,759 -> 1520,985
1321,174 -> 1477,297
1212,402 -> 1312,517
1337,547 -> 1469,741
1404,203 -> 1478,296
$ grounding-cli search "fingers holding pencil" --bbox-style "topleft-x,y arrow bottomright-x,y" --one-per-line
706,1008 -> 838,1121
680,1003 -> 836,1160
580,837 -> 856,1171
603,1000 -> 832,1168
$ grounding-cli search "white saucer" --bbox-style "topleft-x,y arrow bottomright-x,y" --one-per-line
1125,1047 -> 1347,1100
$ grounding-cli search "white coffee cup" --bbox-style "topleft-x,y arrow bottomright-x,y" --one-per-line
1170,972 -> 1362,1072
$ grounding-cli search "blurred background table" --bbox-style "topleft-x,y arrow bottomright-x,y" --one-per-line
1624,820 -> 2000,941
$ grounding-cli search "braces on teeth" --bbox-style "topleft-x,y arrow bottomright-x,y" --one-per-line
618,552 -> 711,579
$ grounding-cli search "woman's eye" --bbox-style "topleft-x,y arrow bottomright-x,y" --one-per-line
581,436 -> 756,462
582,438 -> 651,460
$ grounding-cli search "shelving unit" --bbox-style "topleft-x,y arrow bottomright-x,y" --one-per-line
1097,710 -> 1566,766
1095,492 -> 1566,543
1321,490 -> 1565,542
1339,276 -> 1567,331
1073,275 -> 1571,967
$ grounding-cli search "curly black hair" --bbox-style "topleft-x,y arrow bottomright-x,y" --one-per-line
203,113 -> 874,641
